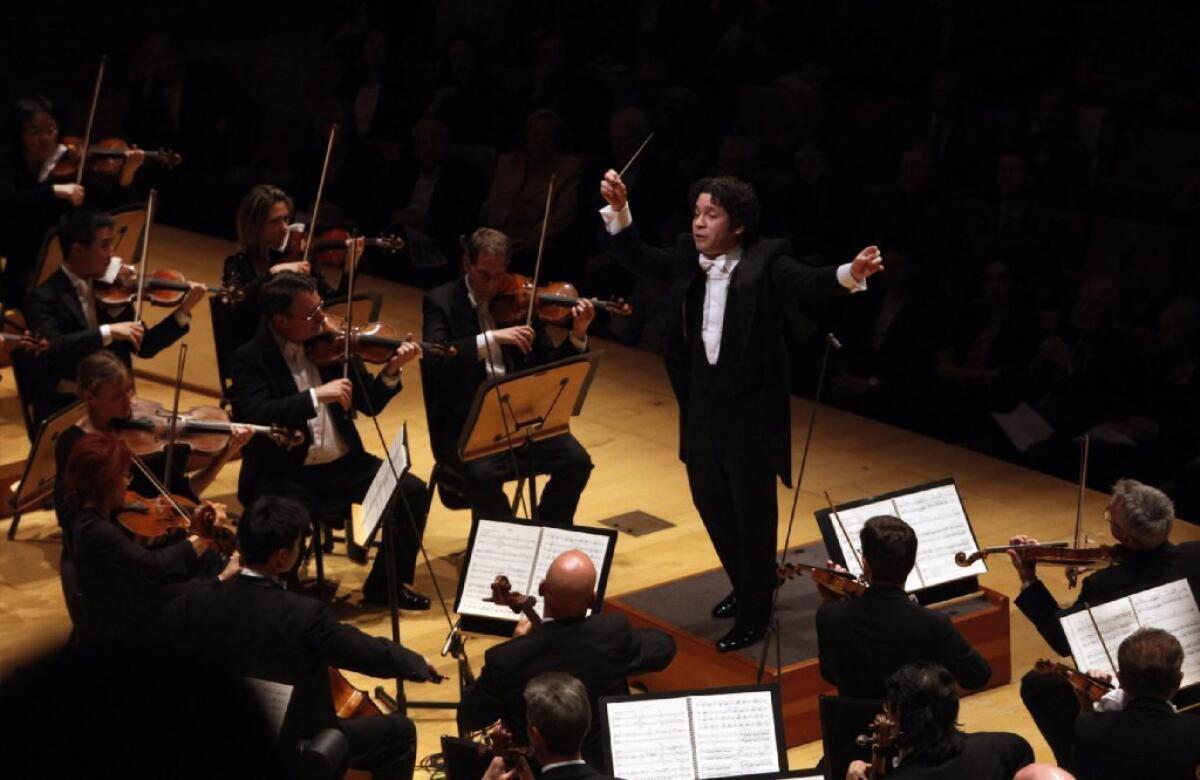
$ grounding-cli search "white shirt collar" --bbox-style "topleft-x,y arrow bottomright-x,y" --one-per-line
699,246 -> 742,275
62,264 -> 89,290
540,759 -> 587,772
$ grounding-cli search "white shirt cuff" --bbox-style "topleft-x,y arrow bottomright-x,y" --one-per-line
99,324 -> 113,346
381,369 -> 401,388
308,388 -> 319,410
599,203 -> 632,235
837,263 -> 867,292
476,332 -> 491,361
173,311 -> 191,327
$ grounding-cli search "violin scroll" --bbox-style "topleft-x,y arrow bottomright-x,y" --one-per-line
484,575 -> 542,628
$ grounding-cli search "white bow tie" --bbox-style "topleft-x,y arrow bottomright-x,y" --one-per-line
698,255 -> 730,277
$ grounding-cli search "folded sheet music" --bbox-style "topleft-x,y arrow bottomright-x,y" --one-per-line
823,480 -> 986,591
1060,578 -> 1200,684
603,687 -> 784,780
456,518 -> 615,622
244,677 -> 293,739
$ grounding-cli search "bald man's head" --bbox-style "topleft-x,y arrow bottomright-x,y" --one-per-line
539,550 -> 597,619
1014,764 -> 1076,780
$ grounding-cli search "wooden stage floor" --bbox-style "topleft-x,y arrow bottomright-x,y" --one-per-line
3,225 -> 1198,771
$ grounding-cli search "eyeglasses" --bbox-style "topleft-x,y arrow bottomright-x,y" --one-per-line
291,302 -> 325,324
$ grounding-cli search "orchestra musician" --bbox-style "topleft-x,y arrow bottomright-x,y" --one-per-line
420,227 -> 594,526
62,432 -> 237,645
599,170 -> 884,652
230,271 -> 431,608
457,550 -> 676,768
845,662 -> 1033,780
161,495 -> 441,780
815,515 -> 992,699
1009,479 -> 1200,764
1070,628 -> 1200,780
24,208 -> 203,422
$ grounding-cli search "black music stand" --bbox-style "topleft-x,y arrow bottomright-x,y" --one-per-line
457,353 -> 598,523
6,400 -> 85,540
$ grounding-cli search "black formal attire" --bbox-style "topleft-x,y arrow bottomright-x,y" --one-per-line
384,157 -> 484,276
161,573 -> 432,779
0,154 -> 69,307
24,267 -> 188,422
540,762 -> 612,780
815,584 -> 992,699
70,508 -> 220,644
1015,540 -> 1200,764
231,323 -> 429,594
885,732 -> 1033,779
1070,697 -> 1200,780
608,219 -> 854,629
421,277 -> 593,526
457,612 -> 676,769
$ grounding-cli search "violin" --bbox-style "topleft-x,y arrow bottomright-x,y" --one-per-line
777,561 -> 868,597
282,227 -> 404,269
489,272 -> 633,326
855,711 -> 899,778
1033,659 -> 1113,703
93,261 -> 244,307
483,575 -> 542,629
110,398 -> 304,470
959,542 -> 1120,574
117,490 -> 237,557
954,540 -> 1071,567
49,136 -> 182,182
305,312 -> 456,367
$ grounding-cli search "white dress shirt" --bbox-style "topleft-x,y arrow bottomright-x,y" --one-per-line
272,329 -> 351,466
61,264 -> 109,342
600,203 -> 866,365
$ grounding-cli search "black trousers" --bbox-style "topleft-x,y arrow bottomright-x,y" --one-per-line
337,710 -> 417,780
449,433 -> 592,526
265,449 -> 431,587
683,396 -> 778,628
1020,668 -> 1079,766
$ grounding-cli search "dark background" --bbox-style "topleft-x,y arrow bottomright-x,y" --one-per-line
5,0 -> 1199,520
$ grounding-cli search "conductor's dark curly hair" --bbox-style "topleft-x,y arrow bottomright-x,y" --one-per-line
688,176 -> 761,244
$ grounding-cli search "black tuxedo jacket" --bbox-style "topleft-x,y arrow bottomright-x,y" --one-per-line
457,612 -> 675,768
610,225 -> 847,485
540,763 -> 613,780
25,267 -> 188,418
887,732 -> 1033,779
815,585 -> 992,699
1015,541 -> 1200,657
161,574 -> 430,748
391,159 -> 484,258
421,277 -> 585,461
1071,697 -> 1200,780
230,322 -> 401,505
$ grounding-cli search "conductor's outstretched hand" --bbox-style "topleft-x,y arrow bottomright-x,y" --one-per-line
850,246 -> 885,283
600,169 -> 628,211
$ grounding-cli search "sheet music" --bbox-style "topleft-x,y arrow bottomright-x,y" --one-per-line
827,483 -> 984,591
606,697 -> 697,780
358,423 -> 409,547
689,691 -> 780,778
529,527 -> 613,616
1060,579 -> 1200,684
244,677 -> 293,739
456,520 -> 544,621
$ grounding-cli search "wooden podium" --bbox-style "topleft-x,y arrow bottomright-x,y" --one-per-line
604,545 -> 1011,748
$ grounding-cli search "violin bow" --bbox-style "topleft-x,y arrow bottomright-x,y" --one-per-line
1083,601 -> 1117,675
76,55 -> 107,187
303,124 -> 338,269
129,452 -> 191,523
1068,434 -> 1091,588
162,343 -> 187,490
133,189 -> 157,322
525,174 -> 557,328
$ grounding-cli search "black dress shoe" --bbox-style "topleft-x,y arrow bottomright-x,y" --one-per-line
362,583 -> 432,610
715,623 -> 767,653
710,592 -> 739,619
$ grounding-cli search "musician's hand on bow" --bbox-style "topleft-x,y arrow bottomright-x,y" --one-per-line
316,378 -> 353,410
846,760 -> 871,780
600,169 -> 628,211
570,297 -> 595,339
849,245 -> 884,283
1007,534 -> 1041,583
218,551 -> 242,582
110,320 -> 145,351
493,326 -> 534,354
270,260 -> 311,276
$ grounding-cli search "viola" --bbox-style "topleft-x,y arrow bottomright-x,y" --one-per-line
489,272 -> 633,326
283,227 -> 404,269
954,540 -> 1071,567
117,490 -> 237,556
110,398 -> 304,471
93,261 -> 244,307
777,561 -> 867,597
0,331 -> 48,355
959,542 -> 1120,573
49,135 -> 182,182
305,312 -> 456,367
483,574 -> 542,629
1033,659 -> 1113,703
855,711 -> 899,778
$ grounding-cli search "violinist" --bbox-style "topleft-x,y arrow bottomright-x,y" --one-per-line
160,495 -> 440,780
458,550 -> 675,769
230,272 -> 431,608
815,516 -> 991,700
845,662 -> 1033,780
24,208 -> 203,422
1011,479 -> 1200,764
1070,628 -> 1200,780
421,227 -> 594,526
63,432 -> 237,645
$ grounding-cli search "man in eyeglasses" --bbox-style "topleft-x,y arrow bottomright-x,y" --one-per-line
230,271 -> 433,609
